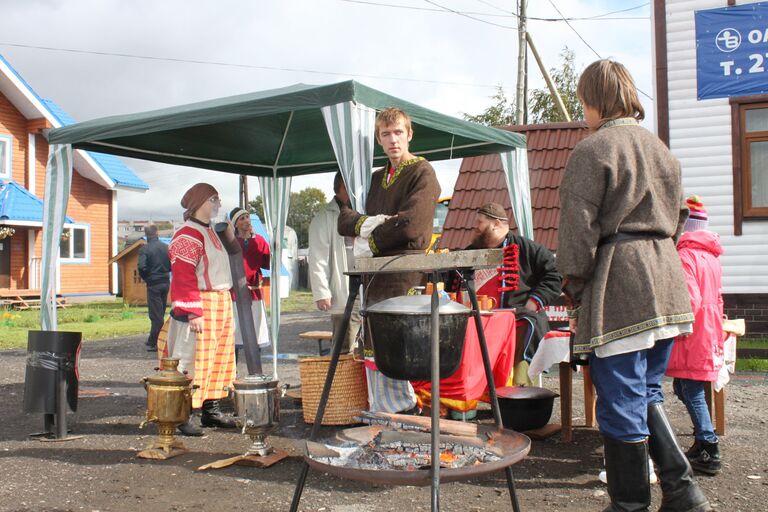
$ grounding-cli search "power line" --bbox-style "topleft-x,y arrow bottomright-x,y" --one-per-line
340,0 -> 648,21
0,41 -> 498,89
422,0 -> 516,29
545,0 -> 653,101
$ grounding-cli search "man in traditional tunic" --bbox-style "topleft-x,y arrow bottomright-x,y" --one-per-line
338,107 -> 440,414
157,183 -> 236,436
461,202 -> 562,384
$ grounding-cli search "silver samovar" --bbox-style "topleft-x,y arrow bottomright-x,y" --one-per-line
232,374 -> 280,457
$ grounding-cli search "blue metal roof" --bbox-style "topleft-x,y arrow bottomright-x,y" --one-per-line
41,99 -> 149,190
0,180 -> 74,223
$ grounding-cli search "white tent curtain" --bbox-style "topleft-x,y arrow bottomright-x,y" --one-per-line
500,149 -> 534,240
320,101 -> 376,212
257,175 -> 291,378
322,101 -> 417,413
39,144 -> 73,330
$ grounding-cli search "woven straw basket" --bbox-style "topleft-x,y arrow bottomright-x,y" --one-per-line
299,354 -> 368,425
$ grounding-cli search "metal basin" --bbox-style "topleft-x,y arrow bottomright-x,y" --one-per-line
304,425 -> 530,486
365,295 -> 470,381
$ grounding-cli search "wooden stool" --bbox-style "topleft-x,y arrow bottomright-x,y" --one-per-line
704,383 -> 726,436
299,331 -> 333,356
559,362 -> 596,442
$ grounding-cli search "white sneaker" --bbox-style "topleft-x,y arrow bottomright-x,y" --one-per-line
599,457 -> 657,484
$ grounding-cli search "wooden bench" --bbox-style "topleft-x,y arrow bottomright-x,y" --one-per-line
299,330 -> 333,356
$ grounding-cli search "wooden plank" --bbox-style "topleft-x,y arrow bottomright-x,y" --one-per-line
583,367 -> 597,428
714,387 -> 726,436
559,362 -> 573,443
352,249 -> 503,274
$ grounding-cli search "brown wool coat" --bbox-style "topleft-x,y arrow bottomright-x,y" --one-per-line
338,158 -> 440,304
556,123 -> 694,354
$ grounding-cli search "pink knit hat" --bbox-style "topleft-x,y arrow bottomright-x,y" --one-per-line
684,195 -> 708,232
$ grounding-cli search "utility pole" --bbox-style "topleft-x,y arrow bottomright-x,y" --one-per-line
515,0 -> 528,125
526,32 -> 572,122
239,175 -> 249,209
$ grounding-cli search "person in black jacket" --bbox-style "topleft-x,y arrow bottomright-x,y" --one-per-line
457,203 -> 562,381
138,224 -> 171,351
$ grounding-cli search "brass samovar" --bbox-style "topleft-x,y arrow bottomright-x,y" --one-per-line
137,357 -> 193,459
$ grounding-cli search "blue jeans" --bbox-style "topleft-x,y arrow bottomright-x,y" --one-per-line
589,339 -> 674,442
673,378 -> 718,443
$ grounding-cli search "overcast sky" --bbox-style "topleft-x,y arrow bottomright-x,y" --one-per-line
0,0 -> 653,220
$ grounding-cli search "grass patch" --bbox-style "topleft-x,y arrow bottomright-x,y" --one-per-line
736,358 -> 768,372
0,290 -> 317,350
738,338 -> 768,349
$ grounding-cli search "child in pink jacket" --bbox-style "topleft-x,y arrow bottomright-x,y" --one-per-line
666,196 -> 724,475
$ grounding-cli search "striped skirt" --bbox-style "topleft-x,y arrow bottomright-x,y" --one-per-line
157,290 -> 235,409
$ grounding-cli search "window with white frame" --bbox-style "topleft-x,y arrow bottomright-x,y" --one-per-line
0,134 -> 11,179
59,225 -> 89,262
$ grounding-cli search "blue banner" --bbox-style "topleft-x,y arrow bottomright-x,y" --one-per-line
696,2 -> 768,100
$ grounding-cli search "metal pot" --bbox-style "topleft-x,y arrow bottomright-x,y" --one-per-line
232,374 -> 280,456
365,295 -> 470,381
496,386 -> 559,431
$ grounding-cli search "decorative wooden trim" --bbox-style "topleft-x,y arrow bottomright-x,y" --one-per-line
26,118 -> 53,133
731,101 -> 744,235
654,0 -> 670,146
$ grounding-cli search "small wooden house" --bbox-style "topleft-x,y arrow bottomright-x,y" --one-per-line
109,239 -> 148,305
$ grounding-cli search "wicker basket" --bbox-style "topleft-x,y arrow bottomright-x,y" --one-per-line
299,354 -> 368,425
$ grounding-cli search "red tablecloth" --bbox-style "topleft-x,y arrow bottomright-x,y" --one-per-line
411,310 -> 516,410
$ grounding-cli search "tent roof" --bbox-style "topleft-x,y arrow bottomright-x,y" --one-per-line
48,80 -> 526,177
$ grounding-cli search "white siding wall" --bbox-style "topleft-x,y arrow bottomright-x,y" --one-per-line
665,0 -> 768,293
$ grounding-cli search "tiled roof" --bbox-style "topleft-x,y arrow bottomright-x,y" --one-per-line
0,180 -> 74,224
41,99 -> 149,190
440,121 -> 590,252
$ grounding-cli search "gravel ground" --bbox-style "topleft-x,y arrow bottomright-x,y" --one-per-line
1,311 -> 767,512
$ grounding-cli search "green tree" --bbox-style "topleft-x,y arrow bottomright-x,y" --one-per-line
462,85 -> 516,127
248,187 -> 327,248
529,47 -> 583,123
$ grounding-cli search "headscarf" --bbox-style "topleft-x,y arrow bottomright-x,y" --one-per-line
228,207 -> 249,226
181,183 -> 218,221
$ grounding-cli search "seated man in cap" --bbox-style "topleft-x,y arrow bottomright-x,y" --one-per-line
457,202 -> 563,384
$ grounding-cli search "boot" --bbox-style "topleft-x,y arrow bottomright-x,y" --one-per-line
690,441 -> 721,476
685,440 -> 703,461
647,403 -> 712,512
177,412 -> 203,437
601,436 -> 651,512
201,399 -> 237,428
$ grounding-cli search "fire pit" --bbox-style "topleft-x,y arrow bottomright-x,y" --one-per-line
305,425 -> 530,486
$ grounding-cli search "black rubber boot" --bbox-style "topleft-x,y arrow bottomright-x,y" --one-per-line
690,441 -> 721,476
177,412 -> 203,437
200,399 -> 237,428
601,435 -> 651,512
647,403 -> 712,512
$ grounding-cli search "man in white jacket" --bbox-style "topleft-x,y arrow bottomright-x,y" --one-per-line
308,173 -> 360,353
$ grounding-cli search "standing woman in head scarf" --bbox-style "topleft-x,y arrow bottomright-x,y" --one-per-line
157,183 -> 236,436
228,207 -> 271,360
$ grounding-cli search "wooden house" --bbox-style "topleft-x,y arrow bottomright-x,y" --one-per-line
654,0 -> 768,335
0,54 -> 147,299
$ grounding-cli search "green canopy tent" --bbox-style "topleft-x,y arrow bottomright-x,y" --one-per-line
42,80 -> 530,377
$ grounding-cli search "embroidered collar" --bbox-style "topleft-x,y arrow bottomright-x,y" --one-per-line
599,117 -> 639,130
381,156 -> 425,190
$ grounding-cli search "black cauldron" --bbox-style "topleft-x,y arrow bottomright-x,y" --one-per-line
496,386 -> 559,431
365,295 -> 470,381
